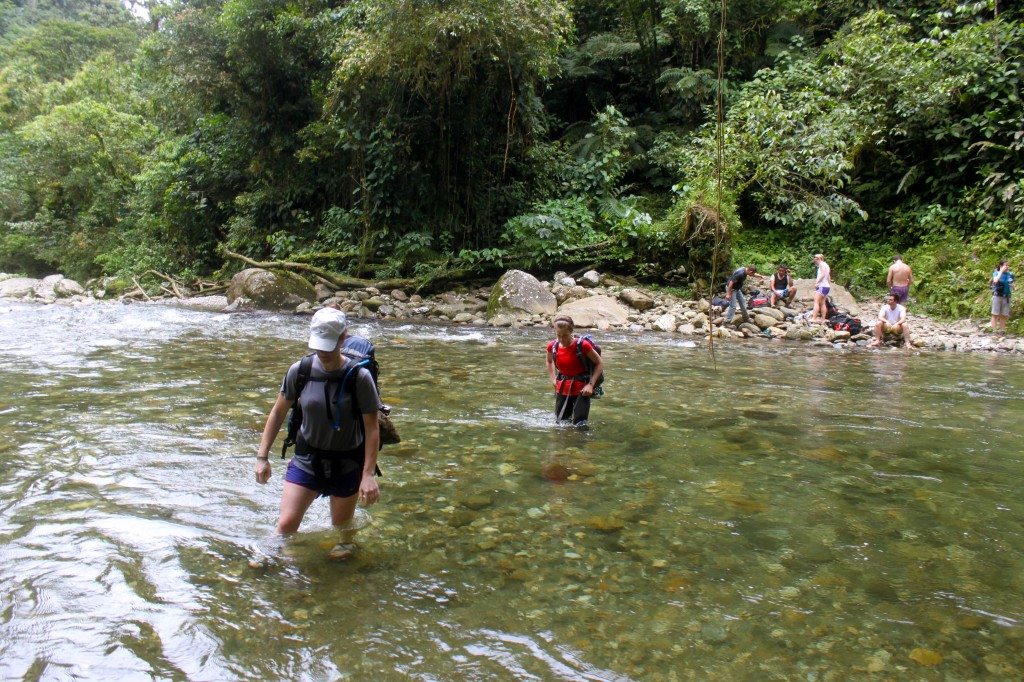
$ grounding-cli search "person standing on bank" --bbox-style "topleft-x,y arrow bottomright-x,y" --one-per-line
723,265 -> 757,324
255,308 -> 380,559
887,254 -> 913,305
810,253 -> 831,323
991,260 -> 1015,332
546,315 -> 603,426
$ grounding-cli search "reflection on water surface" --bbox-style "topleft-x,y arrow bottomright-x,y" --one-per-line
0,302 -> 1022,679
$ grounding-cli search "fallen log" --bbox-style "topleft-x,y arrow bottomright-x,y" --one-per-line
222,248 -> 415,291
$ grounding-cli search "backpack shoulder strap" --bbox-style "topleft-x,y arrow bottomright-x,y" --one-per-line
296,353 -> 315,396
282,353 -> 316,459
574,337 -> 591,374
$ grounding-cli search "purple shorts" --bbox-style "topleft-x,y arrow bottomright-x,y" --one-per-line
890,284 -> 909,304
816,286 -> 830,296
285,457 -> 362,499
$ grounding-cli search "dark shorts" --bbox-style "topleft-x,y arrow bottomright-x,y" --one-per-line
555,393 -> 591,425
890,284 -> 909,304
286,445 -> 364,498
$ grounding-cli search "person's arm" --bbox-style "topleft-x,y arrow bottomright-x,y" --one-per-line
255,393 -> 293,484
725,278 -> 734,298
886,265 -> 894,287
358,409 -> 380,505
992,268 -> 1003,284
579,345 -> 603,397
897,307 -> 907,324
545,345 -> 558,387
907,267 -> 912,286
878,307 -> 887,322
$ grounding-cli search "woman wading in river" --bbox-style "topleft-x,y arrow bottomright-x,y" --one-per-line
254,308 -> 380,560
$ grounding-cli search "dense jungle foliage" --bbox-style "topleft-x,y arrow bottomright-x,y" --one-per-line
1,0 -> 1021,324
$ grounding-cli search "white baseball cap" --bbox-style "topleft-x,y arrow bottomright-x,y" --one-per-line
308,308 -> 348,351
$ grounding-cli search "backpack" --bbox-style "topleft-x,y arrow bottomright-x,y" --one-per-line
281,337 -> 398,459
828,313 -> 862,335
550,335 -> 604,398
824,296 -> 840,319
994,277 -> 1009,297
749,296 -> 770,308
711,295 -> 730,308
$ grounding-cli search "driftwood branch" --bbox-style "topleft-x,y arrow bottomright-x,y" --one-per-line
222,248 -> 414,290
144,270 -> 189,298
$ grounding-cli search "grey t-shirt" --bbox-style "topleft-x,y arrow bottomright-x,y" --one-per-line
281,355 -> 380,472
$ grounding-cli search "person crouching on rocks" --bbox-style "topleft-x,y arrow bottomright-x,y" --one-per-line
254,308 -> 380,560
546,315 -> 603,427
870,292 -> 913,350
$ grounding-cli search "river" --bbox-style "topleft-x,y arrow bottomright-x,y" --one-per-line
0,301 -> 1022,679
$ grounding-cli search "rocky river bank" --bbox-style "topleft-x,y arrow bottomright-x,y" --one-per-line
2,268 -> 1021,356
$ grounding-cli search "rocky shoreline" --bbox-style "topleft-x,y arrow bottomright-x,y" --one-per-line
2,269 -> 1021,356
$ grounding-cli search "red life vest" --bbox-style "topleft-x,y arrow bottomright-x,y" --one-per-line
547,337 -> 594,396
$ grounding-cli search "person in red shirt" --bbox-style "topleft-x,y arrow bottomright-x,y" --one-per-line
545,315 -> 603,426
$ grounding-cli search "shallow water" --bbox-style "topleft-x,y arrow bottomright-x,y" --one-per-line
1,301 -> 1022,679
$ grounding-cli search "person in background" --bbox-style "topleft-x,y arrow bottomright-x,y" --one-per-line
770,263 -> 796,307
870,292 -> 913,349
723,265 -> 757,324
810,254 -> 831,323
990,260 -> 1015,332
887,254 -> 913,305
546,315 -> 603,427
254,308 -> 380,560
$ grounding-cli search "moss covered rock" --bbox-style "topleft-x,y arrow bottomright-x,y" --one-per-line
487,269 -> 557,318
226,268 -> 316,310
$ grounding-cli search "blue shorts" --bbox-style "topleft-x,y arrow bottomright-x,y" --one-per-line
816,286 -> 830,296
285,453 -> 363,499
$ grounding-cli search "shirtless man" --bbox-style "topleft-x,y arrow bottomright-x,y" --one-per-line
870,292 -> 913,349
887,254 -> 913,305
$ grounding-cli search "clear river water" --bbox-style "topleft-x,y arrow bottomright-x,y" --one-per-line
0,301 -> 1022,680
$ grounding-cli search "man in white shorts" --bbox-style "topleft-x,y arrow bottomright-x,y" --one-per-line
870,292 -> 913,349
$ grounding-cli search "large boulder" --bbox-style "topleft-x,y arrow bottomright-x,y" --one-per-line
579,270 -> 602,288
619,288 -> 655,311
487,270 -> 557,317
753,313 -> 780,329
53,278 -> 85,297
226,268 -> 316,310
792,278 -> 860,315
0,277 -> 41,298
556,295 -> 630,328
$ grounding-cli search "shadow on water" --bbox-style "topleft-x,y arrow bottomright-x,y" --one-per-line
1,303 -> 1023,678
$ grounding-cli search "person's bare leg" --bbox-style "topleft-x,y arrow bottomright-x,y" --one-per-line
901,322 -> 913,349
277,481 -> 319,534
328,494 -> 360,560
870,321 -> 883,347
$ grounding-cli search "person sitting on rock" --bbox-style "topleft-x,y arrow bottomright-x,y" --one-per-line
546,315 -> 603,427
770,264 -> 796,307
870,293 -> 913,349
723,265 -> 756,324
